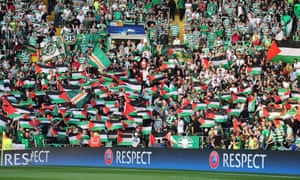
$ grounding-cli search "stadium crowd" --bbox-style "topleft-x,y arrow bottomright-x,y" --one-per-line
1,0 -> 300,151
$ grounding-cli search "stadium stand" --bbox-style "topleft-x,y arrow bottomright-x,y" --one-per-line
0,0 -> 300,151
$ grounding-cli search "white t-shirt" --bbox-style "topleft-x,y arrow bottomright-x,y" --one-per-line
173,39 -> 180,45
177,119 -> 184,135
77,14 -> 85,23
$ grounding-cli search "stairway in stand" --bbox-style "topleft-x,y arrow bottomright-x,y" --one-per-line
41,0 -> 61,36
169,0 -> 185,45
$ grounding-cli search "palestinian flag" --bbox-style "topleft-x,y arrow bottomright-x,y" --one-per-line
8,90 -> 21,98
263,108 -> 283,120
200,118 -> 215,128
18,99 -> 34,107
47,91 -> 68,104
98,132 -> 108,142
267,41 -> 300,63
248,96 -> 257,112
71,71 -> 87,80
246,66 -> 262,75
72,110 -> 88,119
89,121 -> 106,131
160,61 -> 176,71
211,56 -> 228,68
41,79 -> 49,90
127,115 -> 143,125
88,46 -> 111,70
122,120 -> 139,129
280,108 -> 297,119
1,97 -> 31,115
291,90 -> 300,100
68,134 -> 81,145
103,100 -> 119,108
141,126 -> 152,135
149,72 -> 164,82
23,80 -> 35,89
105,120 -> 123,130
66,118 -> 81,125
117,131 -> 132,146
56,64 -> 69,74
192,102 -> 207,111
19,119 -> 40,129
206,111 -> 228,123
239,86 -> 252,95
78,121 -> 89,129
148,133 -> 156,147
206,99 -> 220,109
123,102 -> 146,116
177,107 -> 193,118
148,132 -> 170,147
119,80 -> 141,92
35,117 -> 51,125
227,108 -> 243,116
202,58 -> 210,69
232,94 -> 247,104
36,64 -> 55,74
217,93 -> 232,101
192,81 -> 208,92
277,88 -> 290,100
52,128 -> 67,137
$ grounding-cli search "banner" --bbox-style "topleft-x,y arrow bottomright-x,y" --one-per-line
171,136 -> 199,149
40,37 -> 65,62
1,148 -> 300,175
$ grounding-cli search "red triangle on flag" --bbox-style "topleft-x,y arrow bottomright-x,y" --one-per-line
160,63 -> 167,71
206,111 -> 215,119
148,133 -> 156,147
168,48 -> 175,56
88,121 -> 95,129
202,58 -> 209,69
59,92 -> 70,102
267,41 -> 281,61
123,102 -> 136,116
117,130 -> 123,144
1,97 -> 18,115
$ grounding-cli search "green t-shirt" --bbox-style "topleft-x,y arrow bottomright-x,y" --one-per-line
152,0 -> 160,6
34,134 -> 45,148
22,138 -> 31,149
145,3 -> 152,10
262,129 -> 270,141
233,136 -> 242,150
16,130 -> 24,143
114,11 -> 122,21
177,0 -> 185,9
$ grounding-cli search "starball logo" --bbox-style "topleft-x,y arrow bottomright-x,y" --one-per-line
104,149 -> 113,166
209,151 -> 220,169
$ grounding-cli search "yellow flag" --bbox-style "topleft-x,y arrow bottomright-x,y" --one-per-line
2,132 -> 13,150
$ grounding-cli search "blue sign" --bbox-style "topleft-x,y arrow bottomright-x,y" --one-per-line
108,25 -> 146,35
1,148 -> 300,175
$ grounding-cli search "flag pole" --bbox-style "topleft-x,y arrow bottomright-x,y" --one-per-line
1,132 -> 4,167
0,146 -> 3,167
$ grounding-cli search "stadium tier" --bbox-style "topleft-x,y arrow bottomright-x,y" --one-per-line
0,0 -> 300,152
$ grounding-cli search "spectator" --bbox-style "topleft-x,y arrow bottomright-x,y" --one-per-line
34,129 -> 45,148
